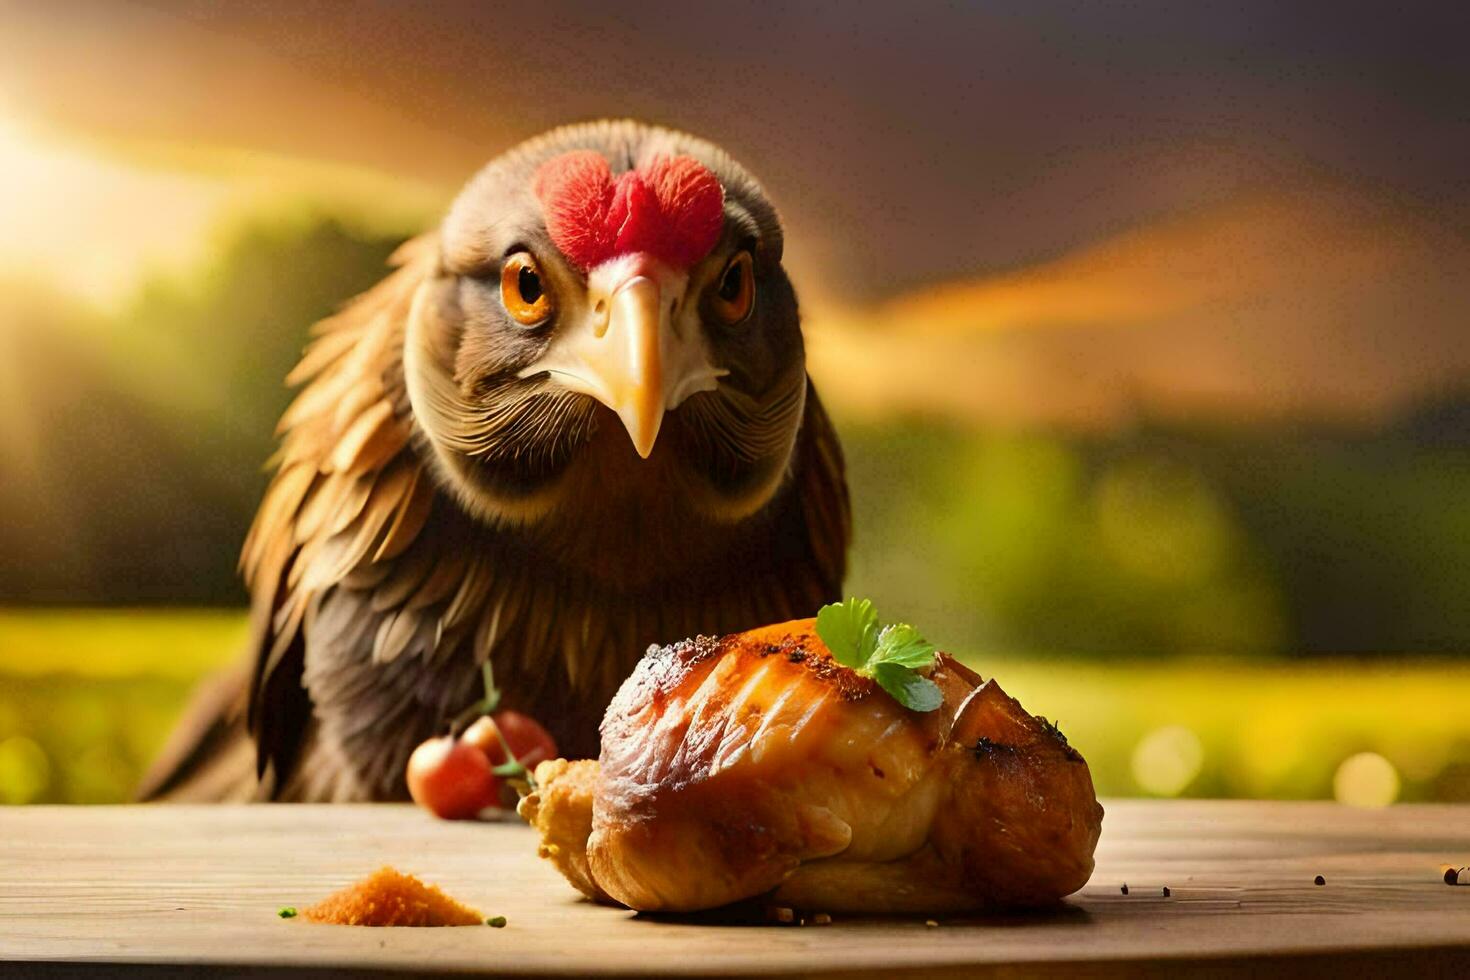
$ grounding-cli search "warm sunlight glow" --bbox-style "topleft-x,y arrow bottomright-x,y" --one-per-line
0,108 -> 233,310
0,107 -> 442,315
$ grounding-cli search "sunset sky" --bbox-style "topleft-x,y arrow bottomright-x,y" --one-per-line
2,0 -> 1466,425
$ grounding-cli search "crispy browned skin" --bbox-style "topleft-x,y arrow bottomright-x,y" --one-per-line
522,619 -> 1103,913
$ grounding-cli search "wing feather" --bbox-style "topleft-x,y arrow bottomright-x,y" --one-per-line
373,466 -> 433,562
340,558 -> 394,591
286,326 -> 362,389
329,372 -> 386,433
239,232 -> 447,789
241,462 -> 316,582
327,472 -> 379,536
443,555 -> 492,631
294,472 -> 350,545
369,538 -> 438,612
374,607 -> 425,664
407,546 -> 469,611
329,399 -> 408,474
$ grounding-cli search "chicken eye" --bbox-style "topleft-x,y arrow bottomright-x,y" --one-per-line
500,252 -> 554,325
711,251 -> 754,324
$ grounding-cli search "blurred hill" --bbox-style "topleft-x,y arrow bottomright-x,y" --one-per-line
2,212 -> 1468,658
807,185 -> 1470,428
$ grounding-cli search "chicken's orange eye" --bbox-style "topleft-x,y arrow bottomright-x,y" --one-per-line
711,251 -> 754,324
500,253 -> 554,326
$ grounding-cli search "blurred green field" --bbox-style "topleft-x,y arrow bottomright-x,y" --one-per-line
2,609 -> 1468,805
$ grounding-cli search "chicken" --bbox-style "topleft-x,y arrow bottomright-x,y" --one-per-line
138,121 -> 849,802
519,619 -> 1103,914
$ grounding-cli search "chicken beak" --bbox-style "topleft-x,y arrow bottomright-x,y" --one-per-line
523,255 -> 725,459
602,275 -> 665,458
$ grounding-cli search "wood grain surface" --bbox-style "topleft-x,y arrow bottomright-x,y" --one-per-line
1,801 -> 1468,977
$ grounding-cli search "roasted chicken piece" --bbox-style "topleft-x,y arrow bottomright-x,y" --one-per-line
519,619 -> 1103,914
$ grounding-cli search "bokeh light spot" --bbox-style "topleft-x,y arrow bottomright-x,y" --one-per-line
1131,725 -> 1204,796
1334,751 -> 1399,808
0,735 -> 51,804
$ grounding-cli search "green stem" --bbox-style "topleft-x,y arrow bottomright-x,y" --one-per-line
446,659 -> 539,795
447,661 -> 502,735
482,660 -> 502,714
448,698 -> 489,736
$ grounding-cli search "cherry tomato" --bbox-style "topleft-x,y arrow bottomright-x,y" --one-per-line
405,736 -> 499,820
462,711 -> 559,770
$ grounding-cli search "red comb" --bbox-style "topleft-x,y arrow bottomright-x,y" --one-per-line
534,151 -> 724,272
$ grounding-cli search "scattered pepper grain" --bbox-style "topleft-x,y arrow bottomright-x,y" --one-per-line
1314,875 -> 1326,886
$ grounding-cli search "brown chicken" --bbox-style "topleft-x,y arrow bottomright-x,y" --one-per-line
520,619 -> 1103,914
137,121 -> 850,802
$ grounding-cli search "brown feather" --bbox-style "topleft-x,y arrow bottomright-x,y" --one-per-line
293,472 -> 349,546
240,462 -> 315,580
286,326 -> 361,389
373,467 -> 433,562
327,472 -> 379,537
329,400 -> 407,474
369,540 -> 438,612
329,374 -> 385,434
406,546 -> 469,611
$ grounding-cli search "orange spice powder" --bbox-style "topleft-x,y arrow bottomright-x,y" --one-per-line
302,866 -> 484,926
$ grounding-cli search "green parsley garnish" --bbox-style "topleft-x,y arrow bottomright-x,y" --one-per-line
814,598 -> 942,711
486,915 -> 508,927
277,906 -> 298,919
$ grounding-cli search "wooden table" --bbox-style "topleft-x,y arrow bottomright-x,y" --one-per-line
2,801 -> 1467,977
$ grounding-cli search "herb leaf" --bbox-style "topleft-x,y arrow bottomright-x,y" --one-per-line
871,662 -> 944,712
815,599 -> 943,712
871,623 -> 937,669
815,597 -> 879,669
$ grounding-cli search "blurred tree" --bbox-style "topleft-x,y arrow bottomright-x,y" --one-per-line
843,423 -> 1284,659
841,412 -> 1470,659
1174,420 -> 1470,654
0,215 -> 404,603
